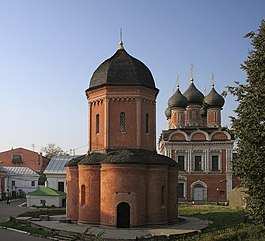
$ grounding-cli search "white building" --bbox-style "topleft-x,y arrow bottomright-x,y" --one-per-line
26,184 -> 66,207
44,156 -> 76,192
0,167 -> 6,199
2,166 -> 39,196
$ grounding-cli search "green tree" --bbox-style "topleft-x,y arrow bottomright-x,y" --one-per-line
228,19 -> 265,224
41,143 -> 66,159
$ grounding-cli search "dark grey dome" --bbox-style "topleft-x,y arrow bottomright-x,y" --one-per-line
165,106 -> 171,119
183,80 -> 204,105
89,48 -> 156,90
203,87 -> 225,108
168,87 -> 188,108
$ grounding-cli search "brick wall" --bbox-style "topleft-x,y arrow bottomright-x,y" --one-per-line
0,148 -> 45,173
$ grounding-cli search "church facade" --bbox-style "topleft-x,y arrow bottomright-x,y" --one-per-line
159,76 -> 235,203
66,42 -> 178,228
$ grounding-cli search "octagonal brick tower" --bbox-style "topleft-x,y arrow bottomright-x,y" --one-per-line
86,42 -> 158,152
66,41 -> 178,228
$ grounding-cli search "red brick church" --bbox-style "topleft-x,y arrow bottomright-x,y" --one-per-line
159,74 -> 235,203
66,41 -> 178,227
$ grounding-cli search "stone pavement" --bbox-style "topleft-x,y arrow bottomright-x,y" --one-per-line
31,216 -> 209,240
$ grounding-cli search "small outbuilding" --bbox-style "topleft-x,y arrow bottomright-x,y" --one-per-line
26,185 -> 66,207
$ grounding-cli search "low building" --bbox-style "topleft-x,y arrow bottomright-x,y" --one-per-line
26,185 -> 66,207
44,156 -> 76,192
2,166 -> 39,196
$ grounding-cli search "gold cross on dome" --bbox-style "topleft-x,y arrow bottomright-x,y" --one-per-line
176,74 -> 179,89
119,28 -> 124,49
190,64 -> 194,82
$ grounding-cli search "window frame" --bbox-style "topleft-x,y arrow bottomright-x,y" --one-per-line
177,155 -> 185,171
96,114 -> 99,134
161,185 -> 165,206
81,184 -> 85,206
211,155 -> 219,171
120,112 -> 126,133
145,113 -> 149,134
194,155 -> 202,171
11,154 -> 23,164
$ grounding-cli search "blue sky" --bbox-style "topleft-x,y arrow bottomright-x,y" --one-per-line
0,0 -> 264,155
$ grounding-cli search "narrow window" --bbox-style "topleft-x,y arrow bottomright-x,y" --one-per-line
31,181 -> 35,187
214,112 -> 218,122
12,181 -> 15,186
178,113 -> 181,123
195,156 -> 202,171
120,112 -> 126,132
161,185 -> 165,205
145,113 -> 149,133
178,156 -> 185,171
178,183 -> 184,198
96,114 -> 99,134
58,182 -> 64,192
212,155 -> 219,171
81,184 -> 85,206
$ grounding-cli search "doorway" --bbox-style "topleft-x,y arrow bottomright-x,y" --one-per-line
193,184 -> 204,201
117,202 -> 130,228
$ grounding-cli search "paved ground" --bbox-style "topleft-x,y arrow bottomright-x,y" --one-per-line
32,216 -> 209,239
0,229 -> 48,241
0,199 -> 28,221
0,200 -> 209,240
0,199 -> 49,241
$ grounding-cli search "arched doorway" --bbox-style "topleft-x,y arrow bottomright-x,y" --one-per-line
117,202 -> 130,228
193,184 -> 204,201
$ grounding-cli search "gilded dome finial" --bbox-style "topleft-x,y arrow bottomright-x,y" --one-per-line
118,28 -> 124,50
190,63 -> 194,82
211,73 -> 215,88
176,74 -> 179,89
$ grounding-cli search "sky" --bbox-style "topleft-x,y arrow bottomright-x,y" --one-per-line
0,0 -> 264,155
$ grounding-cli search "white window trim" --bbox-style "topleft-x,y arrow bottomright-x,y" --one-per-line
191,152 -> 205,171
176,153 -> 187,171
209,150 -> 222,172
178,182 -> 186,199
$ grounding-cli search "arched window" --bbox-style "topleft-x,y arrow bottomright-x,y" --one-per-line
120,112 -> 126,132
81,184 -> 85,206
96,114 -> 99,134
145,113 -> 149,133
161,185 -> 165,205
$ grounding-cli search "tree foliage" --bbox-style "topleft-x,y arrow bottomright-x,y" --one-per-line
228,19 -> 265,224
41,143 -> 66,159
